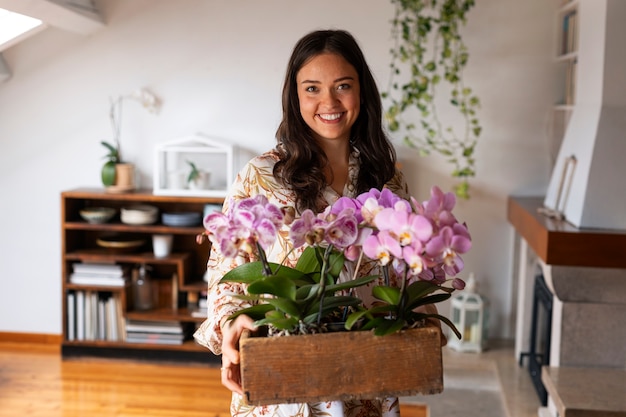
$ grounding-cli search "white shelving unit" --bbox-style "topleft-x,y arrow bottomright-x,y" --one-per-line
545,0 -> 626,229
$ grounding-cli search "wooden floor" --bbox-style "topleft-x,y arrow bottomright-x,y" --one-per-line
0,341 -> 427,417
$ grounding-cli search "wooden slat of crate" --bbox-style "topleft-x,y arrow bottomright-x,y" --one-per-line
240,326 -> 443,406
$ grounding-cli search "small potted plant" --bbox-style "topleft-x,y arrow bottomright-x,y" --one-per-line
100,88 -> 161,192
186,160 -> 210,190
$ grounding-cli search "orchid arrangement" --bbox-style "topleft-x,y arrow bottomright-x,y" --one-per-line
199,186 -> 471,337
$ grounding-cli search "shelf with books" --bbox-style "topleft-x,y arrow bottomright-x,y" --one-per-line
557,1 -> 578,56
61,188 -> 222,363
555,0 -> 578,107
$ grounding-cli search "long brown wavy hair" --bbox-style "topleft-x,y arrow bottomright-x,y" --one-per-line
274,29 -> 398,213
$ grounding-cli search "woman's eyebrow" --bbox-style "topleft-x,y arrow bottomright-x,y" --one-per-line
300,76 -> 355,84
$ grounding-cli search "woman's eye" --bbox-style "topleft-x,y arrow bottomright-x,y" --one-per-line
305,86 -> 317,93
338,83 -> 351,91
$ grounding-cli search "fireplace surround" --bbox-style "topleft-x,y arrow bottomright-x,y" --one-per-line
508,196 -> 626,416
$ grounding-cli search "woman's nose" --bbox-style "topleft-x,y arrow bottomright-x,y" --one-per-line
320,89 -> 339,105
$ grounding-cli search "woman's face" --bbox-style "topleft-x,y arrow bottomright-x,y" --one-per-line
296,53 -> 360,145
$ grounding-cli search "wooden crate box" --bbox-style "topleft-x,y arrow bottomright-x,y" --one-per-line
240,325 -> 443,406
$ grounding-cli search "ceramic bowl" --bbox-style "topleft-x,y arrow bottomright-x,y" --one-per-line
80,207 -> 116,224
162,212 -> 202,227
96,234 -> 146,253
120,205 -> 159,225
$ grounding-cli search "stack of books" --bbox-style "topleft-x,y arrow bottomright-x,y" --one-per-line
125,320 -> 189,345
69,262 -> 128,287
67,291 -> 125,342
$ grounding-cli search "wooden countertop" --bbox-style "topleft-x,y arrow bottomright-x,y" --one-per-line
541,366 -> 626,417
507,196 -> 626,268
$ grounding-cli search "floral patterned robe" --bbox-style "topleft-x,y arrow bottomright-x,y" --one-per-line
194,148 -> 410,417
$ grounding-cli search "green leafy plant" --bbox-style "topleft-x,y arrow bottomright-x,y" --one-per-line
383,0 -> 481,198
221,246 -> 376,335
186,160 -> 201,185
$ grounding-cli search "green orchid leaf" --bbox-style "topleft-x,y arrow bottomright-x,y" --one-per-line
407,293 -> 451,310
326,274 -> 378,293
360,304 -> 397,317
296,246 -> 345,279
295,247 -> 322,275
247,276 -> 296,300
220,261 -> 305,284
360,316 -> 386,331
345,309 -> 371,330
372,286 -> 401,305
433,314 -> 462,339
307,296 -> 361,317
406,280 -> 441,300
227,304 -> 274,322
256,311 -> 298,331
296,284 -> 320,301
412,312 -> 462,340
266,298 -> 301,319
326,250 -> 345,278
101,141 -> 119,161
220,262 -> 271,283
373,318 -> 406,336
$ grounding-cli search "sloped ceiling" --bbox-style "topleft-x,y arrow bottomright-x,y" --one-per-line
0,0 -> 104,81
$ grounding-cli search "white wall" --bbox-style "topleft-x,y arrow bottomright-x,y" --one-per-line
0,0 -> 555,339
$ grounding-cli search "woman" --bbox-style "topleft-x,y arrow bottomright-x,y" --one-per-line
195,29 -> 413,417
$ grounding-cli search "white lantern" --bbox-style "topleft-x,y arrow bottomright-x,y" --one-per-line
448,273 -> 488,353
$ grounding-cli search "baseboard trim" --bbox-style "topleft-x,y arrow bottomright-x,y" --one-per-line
0,332 -> 62,344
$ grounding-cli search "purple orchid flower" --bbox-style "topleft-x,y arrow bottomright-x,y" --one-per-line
290,209 -> 326,248
324,208 -> 359,249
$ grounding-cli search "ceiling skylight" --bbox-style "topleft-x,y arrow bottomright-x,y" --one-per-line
0,8 -> 43,50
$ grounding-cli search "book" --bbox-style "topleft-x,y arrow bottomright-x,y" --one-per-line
72,262 -> 124,275
76,291 -> 85,341
67,292 -> 76,341
97,297 -> 106,340
69,273 -> 127,287
125,320 -> 184,335
126,334 -> 185,345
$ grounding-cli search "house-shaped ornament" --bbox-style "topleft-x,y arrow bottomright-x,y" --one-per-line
153,133 -> 238,198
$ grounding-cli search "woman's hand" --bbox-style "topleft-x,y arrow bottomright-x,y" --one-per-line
220,315 -> 257,395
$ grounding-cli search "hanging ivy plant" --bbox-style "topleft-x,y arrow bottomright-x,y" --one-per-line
383,0 -> 481,198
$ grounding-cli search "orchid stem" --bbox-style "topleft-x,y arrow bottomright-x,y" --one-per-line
256,242 -> 273,276
316,245 -> 334,326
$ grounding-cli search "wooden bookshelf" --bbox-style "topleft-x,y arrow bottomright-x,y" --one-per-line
60,188 -> 221,363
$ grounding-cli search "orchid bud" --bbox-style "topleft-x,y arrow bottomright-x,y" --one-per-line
344,245 -> 361,262
196,232 -> 207,245
452,278 -> 466,290
281,206 -> 296,225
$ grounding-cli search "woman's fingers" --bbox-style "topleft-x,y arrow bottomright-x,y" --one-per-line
220,362 -> 243,395
220,315 -> 257,394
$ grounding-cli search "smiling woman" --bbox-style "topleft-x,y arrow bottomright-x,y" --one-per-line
193,28 -> 440,417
